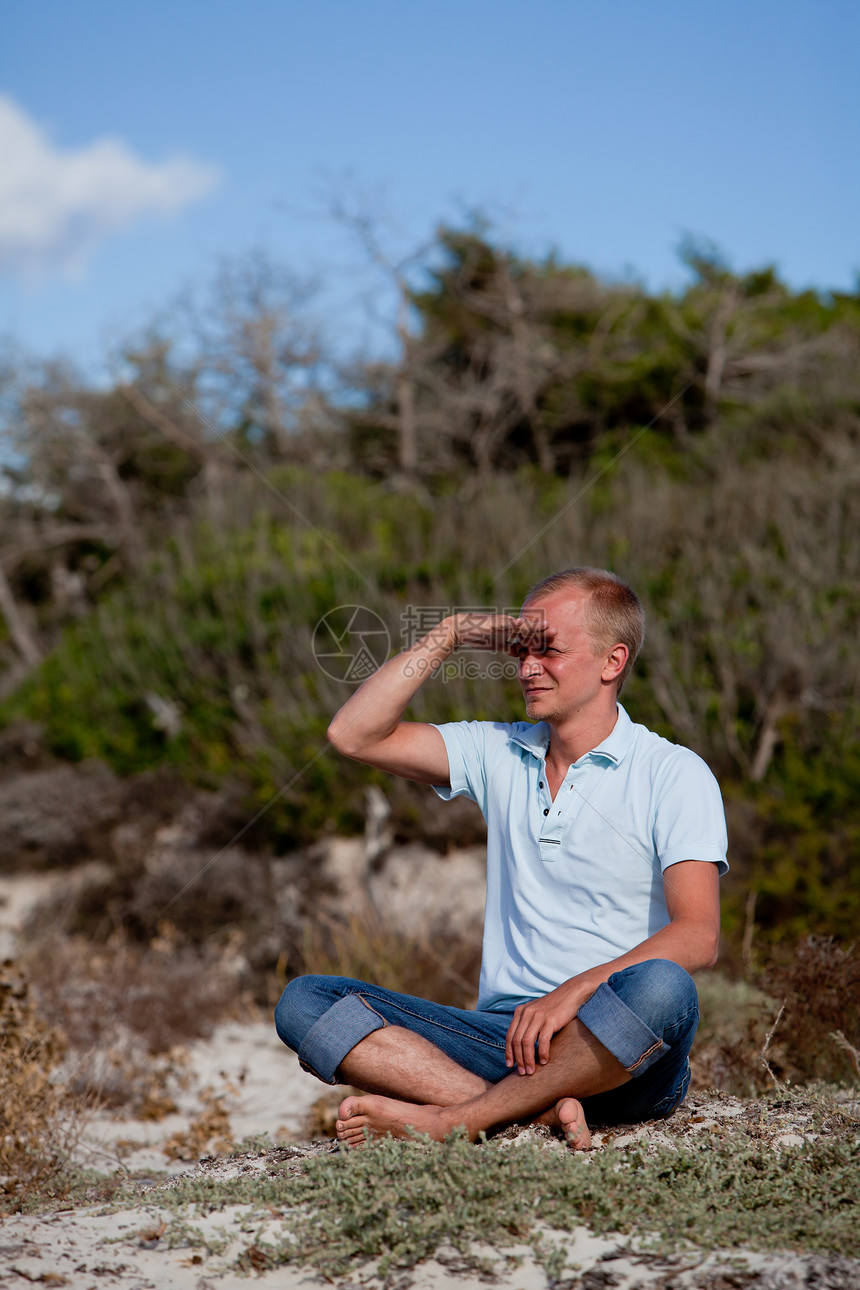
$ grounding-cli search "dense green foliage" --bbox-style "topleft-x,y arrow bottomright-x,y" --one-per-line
1,226 -> 859,945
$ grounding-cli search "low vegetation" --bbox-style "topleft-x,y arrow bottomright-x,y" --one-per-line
108,1108 -> 860,1279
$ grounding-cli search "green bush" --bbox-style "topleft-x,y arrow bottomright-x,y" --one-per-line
2,463 -> 859,942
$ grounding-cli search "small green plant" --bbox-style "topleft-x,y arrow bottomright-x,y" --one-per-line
130,1123 -> 860,1278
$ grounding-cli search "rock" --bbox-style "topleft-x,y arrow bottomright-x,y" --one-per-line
300,834 -> 486,939
368,843 -> 486,938
0,761 -> 124,870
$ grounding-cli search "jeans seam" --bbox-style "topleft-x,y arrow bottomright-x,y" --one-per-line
651,1061 -> 691,1120
356,995 -> 388,1027
627,1038 -> 665,1073
660,1004 -> 700,1045
298,1057 -> 332,1084
351,989 -> 507,1052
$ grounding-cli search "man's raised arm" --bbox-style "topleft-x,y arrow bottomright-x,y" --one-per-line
327,612 -> 537,786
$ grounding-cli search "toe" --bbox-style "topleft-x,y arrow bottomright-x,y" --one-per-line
340,1125 -> 370,1146
556,1098 -> 591,1150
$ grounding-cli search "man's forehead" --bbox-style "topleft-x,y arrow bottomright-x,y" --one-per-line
521,588 -> 589,624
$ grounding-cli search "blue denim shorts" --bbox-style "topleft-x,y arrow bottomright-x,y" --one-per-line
275,958 -> 698,1127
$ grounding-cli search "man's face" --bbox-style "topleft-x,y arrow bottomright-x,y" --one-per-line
515,589 -> 612,726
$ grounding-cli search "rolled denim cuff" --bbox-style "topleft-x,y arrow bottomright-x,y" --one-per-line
297,992 -> 386,1084
578,981 -> 670,1076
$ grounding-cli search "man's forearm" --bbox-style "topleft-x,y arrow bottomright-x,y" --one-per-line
569,916 -> 719,1004
504,914 -> 719,1073
326,617 -> 458,757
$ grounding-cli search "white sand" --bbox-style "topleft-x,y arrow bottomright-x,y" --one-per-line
74,1019 -> 330,1179
1,1184 -> 851,1289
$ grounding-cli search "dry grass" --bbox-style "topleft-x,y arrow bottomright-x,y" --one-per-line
302,1087 -> 364,1140
20,928 -> 249,1114
162,1089 -> 235,1161
764,935 -> 860,1085
0,961 -> 92,1211
300,904 -> 482,1010
692,936 -> 860,1095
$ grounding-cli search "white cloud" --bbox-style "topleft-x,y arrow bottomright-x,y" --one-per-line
0,95 -> 221,281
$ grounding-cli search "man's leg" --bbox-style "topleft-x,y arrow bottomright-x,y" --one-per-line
275,974 -> 512,1103
337,1025 -> 491,1104
336,959 -> 698,1148
336,1010 -> 626,1147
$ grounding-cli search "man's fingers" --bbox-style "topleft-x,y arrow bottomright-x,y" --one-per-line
505,1013 -> 523,1068
507,1005 -> 562,1073
505,615 -> 557,657
506,1013 -> 528,1072
509,1027 -> 526,1072
457,613 -> 520,653
513,1018 -> 540,1074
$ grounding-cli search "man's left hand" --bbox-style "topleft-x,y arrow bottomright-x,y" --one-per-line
504,978 -> 595,1075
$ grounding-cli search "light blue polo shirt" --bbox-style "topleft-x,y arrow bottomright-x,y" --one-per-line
432,705 -> 728,1012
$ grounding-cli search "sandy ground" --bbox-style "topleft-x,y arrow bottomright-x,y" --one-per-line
5,1198 -> 853,1290
3,1025 -> 857,1290
72,1019 -> 326,1180
2,873 -> 858,1289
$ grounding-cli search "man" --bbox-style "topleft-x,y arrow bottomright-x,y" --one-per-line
275,568 -> 727,1149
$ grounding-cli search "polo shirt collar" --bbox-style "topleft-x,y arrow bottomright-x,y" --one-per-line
509,704 -> 635,765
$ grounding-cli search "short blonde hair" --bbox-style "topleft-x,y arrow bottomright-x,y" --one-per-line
524,567 -> 644,692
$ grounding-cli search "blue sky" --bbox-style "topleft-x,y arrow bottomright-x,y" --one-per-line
1,0 -> 858,375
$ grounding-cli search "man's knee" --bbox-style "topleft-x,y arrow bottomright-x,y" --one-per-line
606,958 -> 699,1041
274,974 -> 335,1053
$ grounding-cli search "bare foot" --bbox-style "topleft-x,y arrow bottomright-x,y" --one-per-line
335,1094 -> 456,1147
544,1097 -> 592,1150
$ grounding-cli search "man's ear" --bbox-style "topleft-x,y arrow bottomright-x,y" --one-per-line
602,643 -> 629,685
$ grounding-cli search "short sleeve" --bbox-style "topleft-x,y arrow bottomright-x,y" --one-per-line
652,748 -> 729,875
430,721 -> 490,813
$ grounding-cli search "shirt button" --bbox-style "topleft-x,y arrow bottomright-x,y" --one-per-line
538,781 -> 544,788
543,808 -> 549,816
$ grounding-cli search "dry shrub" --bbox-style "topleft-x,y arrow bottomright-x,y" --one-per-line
691,972 -> 773,1096
162,1089 -> 234,1161
693,937 -> 860,1095
762,936 -> 860,1086
0,961 -> 89,1210
27,838 -> 287,1004
21,930 -> 248,1114
301,906 -> 482,1010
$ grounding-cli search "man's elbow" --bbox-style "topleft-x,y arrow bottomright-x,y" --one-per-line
677,919 -> 720,972
698,926 -> 721,970
326,718 -> 363,760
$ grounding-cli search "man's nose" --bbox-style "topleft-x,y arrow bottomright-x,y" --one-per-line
518,653 -> 544,679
